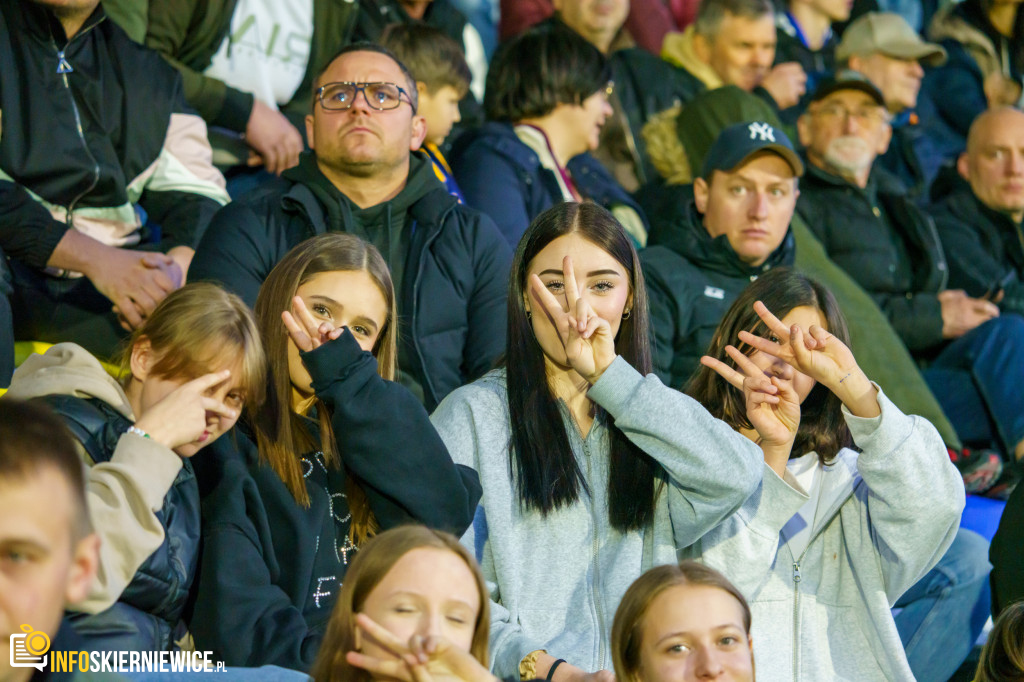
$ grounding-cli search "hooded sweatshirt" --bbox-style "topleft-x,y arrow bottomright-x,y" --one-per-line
3,344 -> 191,635
686,388 -> 964,681
430,356 -> 764,679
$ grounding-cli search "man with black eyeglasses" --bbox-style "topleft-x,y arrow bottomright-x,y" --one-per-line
190,43 -> 511,410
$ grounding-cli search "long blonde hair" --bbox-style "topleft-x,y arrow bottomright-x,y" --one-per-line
117,282 -> 265,411
253,234 -> 398,542
310,526 -> 490,682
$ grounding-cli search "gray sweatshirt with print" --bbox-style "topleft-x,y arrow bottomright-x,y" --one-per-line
684,388 -> 964,681
430,357 -> 764,679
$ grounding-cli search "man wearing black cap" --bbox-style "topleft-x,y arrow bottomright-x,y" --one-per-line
643,120 -> 802,388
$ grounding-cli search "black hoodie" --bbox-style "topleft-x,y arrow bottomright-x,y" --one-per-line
641,196 -> 795,390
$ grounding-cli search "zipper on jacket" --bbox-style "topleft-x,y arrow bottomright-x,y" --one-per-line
581,436 -> 607,669
49,22 -> 103,225
791,546 -> 809,682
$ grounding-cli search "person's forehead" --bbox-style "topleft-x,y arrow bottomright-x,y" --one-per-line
322,51 -> 405,84
0,470 -> 76,548
975,113 -> 1024,149
719,11 -> 775,36
718,153 -> 797,182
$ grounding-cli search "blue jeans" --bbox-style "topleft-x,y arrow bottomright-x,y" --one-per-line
924,315 -> 1024,457
893,527 -> 991,682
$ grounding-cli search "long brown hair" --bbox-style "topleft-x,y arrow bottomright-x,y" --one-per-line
975,600 -> 1024,682
310,526 -> 490,682
117,282 -> 265,412
252,234 -> 398,543
686,267 -> 852,465
612,560 -> 753,682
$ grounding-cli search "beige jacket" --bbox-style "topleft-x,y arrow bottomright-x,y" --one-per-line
4,343 -> 183,614
661,27 -> 723,90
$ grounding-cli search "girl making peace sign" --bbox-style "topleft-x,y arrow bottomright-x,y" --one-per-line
687,267 -> 964,682
431,202 -> 764,682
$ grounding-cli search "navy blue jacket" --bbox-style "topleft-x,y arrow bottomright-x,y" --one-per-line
189,332 -> 481,670
190,153 -> 510,412
41,395 -> 199,653
450,121 -> 648,248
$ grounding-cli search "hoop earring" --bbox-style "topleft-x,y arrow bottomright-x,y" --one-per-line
622,309 -> 631,320
526,310 -> 532,320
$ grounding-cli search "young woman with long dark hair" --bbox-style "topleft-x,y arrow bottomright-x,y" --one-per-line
687,267 -> 963,681
430,202 -> 762,681
190,233 -> 481,671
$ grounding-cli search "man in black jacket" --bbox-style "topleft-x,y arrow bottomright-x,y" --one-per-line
931,107 -> 1024,319
0,0 -> 230,387
190,44 -> 511,411
797,75 -> 1024,482
643,120 -> 803,389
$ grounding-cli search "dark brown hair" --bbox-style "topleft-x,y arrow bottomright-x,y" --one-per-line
253,234 -> 397,542
686,267 -> 852,464
506,201 -> 660,531
0,399 -> 91,539
612,560 -> 753,682
379,23 -> 471,98
310,526 -> 490,682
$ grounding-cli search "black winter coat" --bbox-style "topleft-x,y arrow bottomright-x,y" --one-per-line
930,188 -> 1024,317
797,164 -> 949,353
642,197 -> 796,389
189,153 -> 510,411
42,396 -> 199,654
189,331 -> 482,670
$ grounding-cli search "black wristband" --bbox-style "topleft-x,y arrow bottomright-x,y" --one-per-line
546,659 -> 566,682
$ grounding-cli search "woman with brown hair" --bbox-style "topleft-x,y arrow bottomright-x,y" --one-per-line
312,525 -> 495,682
4,282 -> 265,652
611,561 -> 754,682
687,267 -> 963,681
190,233 -> 481,672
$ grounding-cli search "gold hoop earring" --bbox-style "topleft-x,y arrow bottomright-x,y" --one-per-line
622,309 -> 631,320
526,310 -> 532,320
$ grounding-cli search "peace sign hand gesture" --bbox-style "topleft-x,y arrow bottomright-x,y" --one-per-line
529,255 -> 617,384
737,301 -> 879,419
281,295 -> 344,353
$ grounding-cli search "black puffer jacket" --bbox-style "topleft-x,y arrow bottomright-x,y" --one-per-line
42,396 -> 199,653
931,187 -> 1024,317
797,163 -> 948,353
190,152 -> 510,411
642,196 -> 796,389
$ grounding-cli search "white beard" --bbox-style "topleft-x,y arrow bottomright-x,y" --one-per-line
823,136 -> 873,176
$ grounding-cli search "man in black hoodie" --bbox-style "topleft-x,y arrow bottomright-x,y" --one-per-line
190,44 -> 511,410
643,120 -> 802,389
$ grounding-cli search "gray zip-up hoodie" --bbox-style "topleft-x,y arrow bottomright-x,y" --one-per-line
430,356 -> 764,678
684,388 -> 964,681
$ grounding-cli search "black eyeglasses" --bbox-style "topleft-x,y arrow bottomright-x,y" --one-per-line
316,82 -> 417,114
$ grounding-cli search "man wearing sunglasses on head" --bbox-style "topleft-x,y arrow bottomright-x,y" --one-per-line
190,43 -> 511,411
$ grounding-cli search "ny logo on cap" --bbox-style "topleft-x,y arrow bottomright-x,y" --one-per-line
748,122 -> 775,142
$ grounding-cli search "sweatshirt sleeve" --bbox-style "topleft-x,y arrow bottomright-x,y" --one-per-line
430,385 -> 547,679
72,432 -> 184,614
587,357 -> 764,549
844,387 -> 965,603
304,330 -> 481,536
685,464 -> 808,600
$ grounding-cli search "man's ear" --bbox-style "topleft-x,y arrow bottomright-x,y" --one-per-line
129,337 -> 154,382
693,176 -> 710,214
410,115 -> 428,151
876,121 -> 893,156
796,112 -> 812,148
65,533 -> 100,607
305,114 -> 316,150
957,151 -> 971,181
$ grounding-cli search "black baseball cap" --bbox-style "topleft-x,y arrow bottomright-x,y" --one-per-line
809,70 -> 886,106
700,121 -> 804,179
